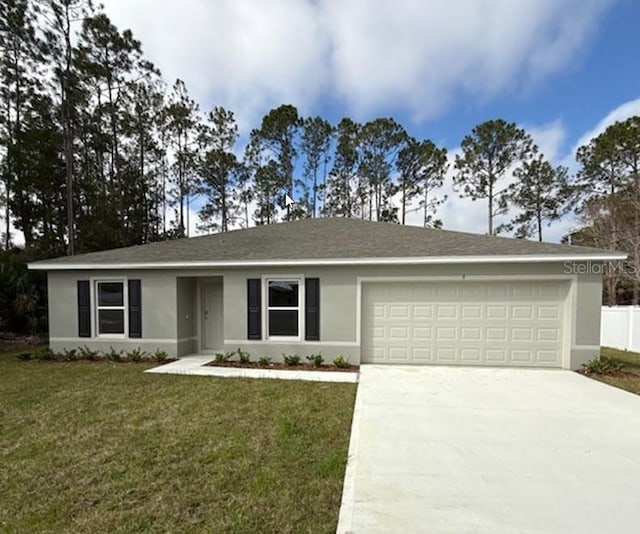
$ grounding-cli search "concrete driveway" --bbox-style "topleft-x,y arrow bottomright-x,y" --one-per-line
337,365 -> 640,534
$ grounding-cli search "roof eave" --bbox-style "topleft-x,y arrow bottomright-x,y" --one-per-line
28,253 -> 628,271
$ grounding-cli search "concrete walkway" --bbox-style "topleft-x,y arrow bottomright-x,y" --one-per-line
337,365 -> 640,534
145,355 -> 358,383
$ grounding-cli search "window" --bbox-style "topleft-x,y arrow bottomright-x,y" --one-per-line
96,281 -> 126,336
267,279 -> 300,337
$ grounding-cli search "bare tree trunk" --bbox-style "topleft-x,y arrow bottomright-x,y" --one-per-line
62,4 -> 75,255
401,177 -> 406,225
488,181 -> 493,235
537,213 -> 542,242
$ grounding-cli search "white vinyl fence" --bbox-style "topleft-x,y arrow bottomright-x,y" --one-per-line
601,306 -> 640,352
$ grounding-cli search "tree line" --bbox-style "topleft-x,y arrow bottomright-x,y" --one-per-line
0,0 -> 638,333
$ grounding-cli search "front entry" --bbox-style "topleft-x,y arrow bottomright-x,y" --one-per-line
201,281 -> 223,351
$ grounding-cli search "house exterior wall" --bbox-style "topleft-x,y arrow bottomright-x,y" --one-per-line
45,261 -> 602,368
176,277 -> 197,356
47,270 -> 179,357
220,262 -> 601,369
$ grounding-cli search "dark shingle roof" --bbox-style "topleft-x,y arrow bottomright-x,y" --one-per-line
30,217 -> 624,268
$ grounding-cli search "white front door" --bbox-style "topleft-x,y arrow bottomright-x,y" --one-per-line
202,282 -> 223,351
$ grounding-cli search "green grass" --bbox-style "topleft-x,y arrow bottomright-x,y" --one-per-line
600,346 -> 640,370
586,347 -> 640,395
0,347 -> 356,533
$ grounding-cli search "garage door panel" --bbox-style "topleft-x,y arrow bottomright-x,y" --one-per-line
389,347 -> 408,361
362,281 -> 567,367
485,348 -> 508,363
536,349 -> 558,363
436,326 -> 457,341
486,305 -> 508,319
461,305 -> 482,318
460,348 -> 481,362
436,304 -> 458,319
389,326 -> 410,340
511,349 -> 533,363
388,305 -> 410,318
461,327 -> 482,341
486,327 -> 507,341
512,328 -> 534,342
411,347 -> 433,361
511,305 -> 534,319
412,326 -> 432,340
413,305 -> 433,318
537,328 -> 560,342
538,306 -> 560,319
435,347 -> 456,361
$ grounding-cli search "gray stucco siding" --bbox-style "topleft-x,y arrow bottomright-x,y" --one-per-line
219,262 -> 601,368
176,277 -> 197,356
222,268 -> 357,343
45,261 -> 603,368
47,270 -> 179,356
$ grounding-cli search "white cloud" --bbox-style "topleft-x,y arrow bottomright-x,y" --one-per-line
527,120 -> 567,162
101,0 -> 613,125
571,97 -> 640,156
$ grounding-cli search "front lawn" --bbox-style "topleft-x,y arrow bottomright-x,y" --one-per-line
584,347 -> 640,395
0,347 -> 356,533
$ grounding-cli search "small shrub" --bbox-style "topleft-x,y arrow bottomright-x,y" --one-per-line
128,347 -> 147,362
62,348 -> 78,361
17,351 -> 33,361
107,347 -> 123,362
214,352 -> 227,363
306,354 -> 324,367
582,356 -> 624,375
79,345 -> 101,361
258,356 -> 272,366
237,348 -> 251,363
283,354 -> 301,366
154,349 -> 169,362
36,348 -> 56,361
333,355 -> 350,368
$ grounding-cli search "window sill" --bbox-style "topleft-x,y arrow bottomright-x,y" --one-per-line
265,336 -> 302,343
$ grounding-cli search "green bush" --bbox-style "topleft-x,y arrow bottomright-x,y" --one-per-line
62,348 -> 78,361
333,355 -> 350,368
237,348 -> 251,363
582,356 -> 624,375
128,348 -> 147,362
258,356 -> 272,366
154,349 -> 169,362
107,347 -> 123,362
35,348 -> 56,361
79,345 -> 101,361
17,351 -> 33,361
214,352 -> 230,363
283,354 -> 301,366
306,354 -> 324,367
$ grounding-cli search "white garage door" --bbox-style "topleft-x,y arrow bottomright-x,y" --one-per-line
362,280 -> 569,367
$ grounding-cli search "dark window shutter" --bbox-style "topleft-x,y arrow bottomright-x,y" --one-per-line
305,278 -> 320,341
77,280 -> 91,338
247,279 -> 261,340
128,279 -> 142,338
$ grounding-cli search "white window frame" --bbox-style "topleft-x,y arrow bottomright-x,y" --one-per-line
264,276 -> 303,341
94,279 -> 128,339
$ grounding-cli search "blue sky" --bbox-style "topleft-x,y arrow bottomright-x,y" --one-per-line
101,0 -> 640,241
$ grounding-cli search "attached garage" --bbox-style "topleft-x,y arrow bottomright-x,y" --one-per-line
362,280 -> 570,367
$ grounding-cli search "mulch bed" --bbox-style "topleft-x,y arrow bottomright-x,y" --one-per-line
206,361 -> 358,373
